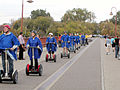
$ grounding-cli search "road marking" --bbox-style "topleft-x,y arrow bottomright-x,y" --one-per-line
101,39 -> 105,90
34,38 -> 97,90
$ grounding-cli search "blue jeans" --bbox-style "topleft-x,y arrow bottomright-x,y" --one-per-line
115,45 -> 119,58
1,51 -> 13,74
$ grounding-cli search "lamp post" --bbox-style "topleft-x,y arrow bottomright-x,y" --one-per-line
110,7 -> 117,36
21,0 -> 33,32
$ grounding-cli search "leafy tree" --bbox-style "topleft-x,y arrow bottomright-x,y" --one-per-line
110,11 -> 120,25
61,8 -> 96,23
31,9 -> 50,19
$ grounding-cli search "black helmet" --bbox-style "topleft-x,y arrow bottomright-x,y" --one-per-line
31,30 -> 37,35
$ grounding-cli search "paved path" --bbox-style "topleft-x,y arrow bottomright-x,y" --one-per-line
0,38 -> 119,90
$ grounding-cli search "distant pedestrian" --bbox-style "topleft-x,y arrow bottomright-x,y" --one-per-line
114,36 -> 119,58
111,37 -> 115,52
18,32 -> 25,60
105,36 -> 111,55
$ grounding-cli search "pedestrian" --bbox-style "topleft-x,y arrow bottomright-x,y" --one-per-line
18,32 -> 25,60
114,36 -> 119,58
26,30 -> 43,70
58,34 -> 62,47
111,36 -> 115,52
105,36 -> 111,55
46,33 -> 57,57
0,25 -> 20,77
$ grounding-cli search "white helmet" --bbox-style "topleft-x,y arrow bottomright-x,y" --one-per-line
49,33 -> 53,36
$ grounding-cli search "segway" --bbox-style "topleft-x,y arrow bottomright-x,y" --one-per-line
46,42 -> 56,62
69,40 -> 76,53
26,47 -> 43,76
0,49 -> 18,84
61,41 -> 70,58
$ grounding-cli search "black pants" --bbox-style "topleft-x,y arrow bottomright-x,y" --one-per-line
48,51 -> 54,54
19,44 -> 24,59
31,59 -> 38,69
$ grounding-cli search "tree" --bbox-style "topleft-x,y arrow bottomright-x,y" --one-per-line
34,16 -> 54,36
61,8 -> 96,23
31,9 -> 51,19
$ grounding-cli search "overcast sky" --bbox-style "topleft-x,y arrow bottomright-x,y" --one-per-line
0,0 -> 120,25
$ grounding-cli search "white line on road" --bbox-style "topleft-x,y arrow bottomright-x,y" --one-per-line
101,39 -> 105,90
34,38 -> 97,90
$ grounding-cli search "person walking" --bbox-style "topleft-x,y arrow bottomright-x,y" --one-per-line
18,32 -> 25,60
111,36 -> 115,52
105,36 -> 111,55
114,36 -> 119,58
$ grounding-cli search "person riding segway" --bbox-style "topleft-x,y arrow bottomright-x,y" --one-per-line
46,33 -> 57,62
26,30 -> 43,76
0,25 -> 20,84
61,31 -> 70,58
69,33 -> 76,53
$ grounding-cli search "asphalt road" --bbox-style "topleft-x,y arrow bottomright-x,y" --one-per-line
0,38 -> 102,90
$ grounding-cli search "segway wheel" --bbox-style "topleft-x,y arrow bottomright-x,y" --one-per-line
54,55 -> 56,62
68,53 -> 70,58
26,64 -> 29,76
13,70 -> 18,84
46,54 -> 48,62
38,64 -> 43,76
0,70 -> 2,83
61,53 -> 63,58
74,50 -> 76,53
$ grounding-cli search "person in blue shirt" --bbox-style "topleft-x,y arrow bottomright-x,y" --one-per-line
46,33 -> 57,56
69,33 -> 75,50
76,33 -> 80,49
26,30 -> 43,70
0,25 -> 20,77
81,34 -> 85,46
61,32 -> 70,54
111,37 -> 115,52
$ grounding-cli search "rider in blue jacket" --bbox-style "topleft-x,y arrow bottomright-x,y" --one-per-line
26,30 -> 43,69
0,25 -> 20,77
46,33 -> 57,56
61,32 -> 70,54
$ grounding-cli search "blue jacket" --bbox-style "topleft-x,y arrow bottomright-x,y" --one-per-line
81,35 -> 85,41
46,37 -> 57,52
61,34 -> 70,48
70,35 -> 75,46
26,37 -> 43,60
0,32 -> 20,60
75,36 -> 80,44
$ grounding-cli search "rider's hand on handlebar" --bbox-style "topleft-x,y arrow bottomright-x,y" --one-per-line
27,45 -> 29,48
10,48 -> 14,51
37,46 -> 40,49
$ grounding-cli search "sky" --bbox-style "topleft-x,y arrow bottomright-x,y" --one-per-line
0,0 -> 120,25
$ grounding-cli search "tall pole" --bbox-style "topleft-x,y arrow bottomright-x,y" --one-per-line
110,7 -> 117,36
115,15 -> 117,36
21,0 -> 24,32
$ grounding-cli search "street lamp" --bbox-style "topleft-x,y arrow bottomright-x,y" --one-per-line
21,0 -> 34,32
110,7 -> 117,36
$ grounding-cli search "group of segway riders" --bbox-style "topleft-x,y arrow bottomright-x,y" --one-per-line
0,25 -> 89,84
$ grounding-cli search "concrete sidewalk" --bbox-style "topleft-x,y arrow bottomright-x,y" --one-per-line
101,38 -> 120,90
